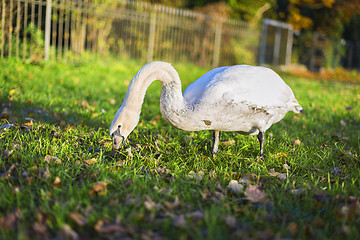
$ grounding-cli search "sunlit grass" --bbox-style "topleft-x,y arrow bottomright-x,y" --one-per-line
0,58 -> 359,239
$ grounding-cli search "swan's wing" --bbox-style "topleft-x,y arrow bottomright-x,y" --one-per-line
183,65 -> 299,112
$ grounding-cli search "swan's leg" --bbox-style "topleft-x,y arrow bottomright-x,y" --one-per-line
212,131 -> 220,156
257,131 -> 265,158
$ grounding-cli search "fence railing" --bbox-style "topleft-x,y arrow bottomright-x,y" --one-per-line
0,0 -> 261,67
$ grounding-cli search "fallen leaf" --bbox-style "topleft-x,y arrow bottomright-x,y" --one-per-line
172,214 -> 186,228
292,139 -> 302,146
224,215 -> 237,228
164,196 -> 180,209
186,210 -> 204,223
283,163 -> 290,170
340,119 -> 346,127
227,180 -> 244,194
221,140 -> 236,146
53,176 -> 61,187
278,173 -> 287,180
187,170 -> 204,181
3,149 -> 14,159
84,158 -> 97,165
68,212 -> 86,226
44,155 -> 62,164
94,219 -> 126,234
144,199 -> 156,210
245,185 -> 266,203
61,224 -> 79,240
0,163 -> 18,179
287,222 -> 298,235
89,181 -> 108,196
291,188 -> 306,195
268,168 -> 280,177
0,210 -> 18,231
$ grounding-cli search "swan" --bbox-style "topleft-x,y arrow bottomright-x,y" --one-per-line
110,61 -> 302,157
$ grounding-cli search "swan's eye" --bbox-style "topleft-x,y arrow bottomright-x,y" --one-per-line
118,125 -> 121,128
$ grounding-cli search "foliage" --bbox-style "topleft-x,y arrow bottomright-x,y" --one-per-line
0,59 -> 360,239
25,23 -> 44,61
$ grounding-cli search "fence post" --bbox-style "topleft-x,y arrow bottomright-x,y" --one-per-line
212,21 -> 222,68
1,0 -> 5,57
147,8 -> 156,63
285,26 -> 293,65
44,0 -> 52,61
272,26 -> 281,65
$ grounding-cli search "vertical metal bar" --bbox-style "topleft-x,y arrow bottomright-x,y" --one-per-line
212,21 -> 222,68
22,0 -> 28,61
57,0 -> 64,60
30,0 -> 35,59
273,26 -> 281,65
285,26 -> 293,66
8,0 -> 13,57
51,0 -> 57,60
147,8 -> 155,63
259,19 -> 267,65
44,0 -> 52,61
37,0 -> 42,30
64,0 -> 70,61
15,0 -> 20,58
1,0 -> 5,57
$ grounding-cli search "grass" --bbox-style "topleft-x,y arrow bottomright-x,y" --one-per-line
0,58 -> 359,239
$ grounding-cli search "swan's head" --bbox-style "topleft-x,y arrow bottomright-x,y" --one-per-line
109,106 -> 140,153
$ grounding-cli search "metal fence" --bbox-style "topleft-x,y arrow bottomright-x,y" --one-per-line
0,0 -> 260,67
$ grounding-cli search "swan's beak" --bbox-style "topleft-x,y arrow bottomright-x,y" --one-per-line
112,135 -> 125,155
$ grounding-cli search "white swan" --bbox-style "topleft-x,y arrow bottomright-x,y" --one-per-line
110,61 -> 302,157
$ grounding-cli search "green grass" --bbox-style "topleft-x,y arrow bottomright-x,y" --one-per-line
0,58 -> 359,239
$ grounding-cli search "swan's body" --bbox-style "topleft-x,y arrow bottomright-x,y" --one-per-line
110,61 -> 302,156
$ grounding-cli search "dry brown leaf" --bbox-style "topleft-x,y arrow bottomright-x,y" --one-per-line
94,219 -> 126,234
89,181 -> 108,196
53,176 -> 61,187
0,210 -> 18,231
44,155 -> 62,164
245,185 -> 266,203
61,224 -> 79,240
68,212 -> 86,226
164,196 -> 180,209
144,199 -> 156,210
221,140 -> 236,146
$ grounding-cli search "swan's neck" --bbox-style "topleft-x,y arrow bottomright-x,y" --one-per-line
122,62 -> 186,127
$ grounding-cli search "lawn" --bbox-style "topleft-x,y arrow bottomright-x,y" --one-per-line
0,58 -> 359,239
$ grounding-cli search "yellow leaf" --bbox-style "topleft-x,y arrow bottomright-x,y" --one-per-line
84,158 -> 97,165
9,89 -> 16,96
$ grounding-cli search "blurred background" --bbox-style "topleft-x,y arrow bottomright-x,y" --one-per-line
1,0 -> 359,73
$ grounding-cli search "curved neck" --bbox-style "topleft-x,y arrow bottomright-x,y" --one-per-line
121,61 -> 185,115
